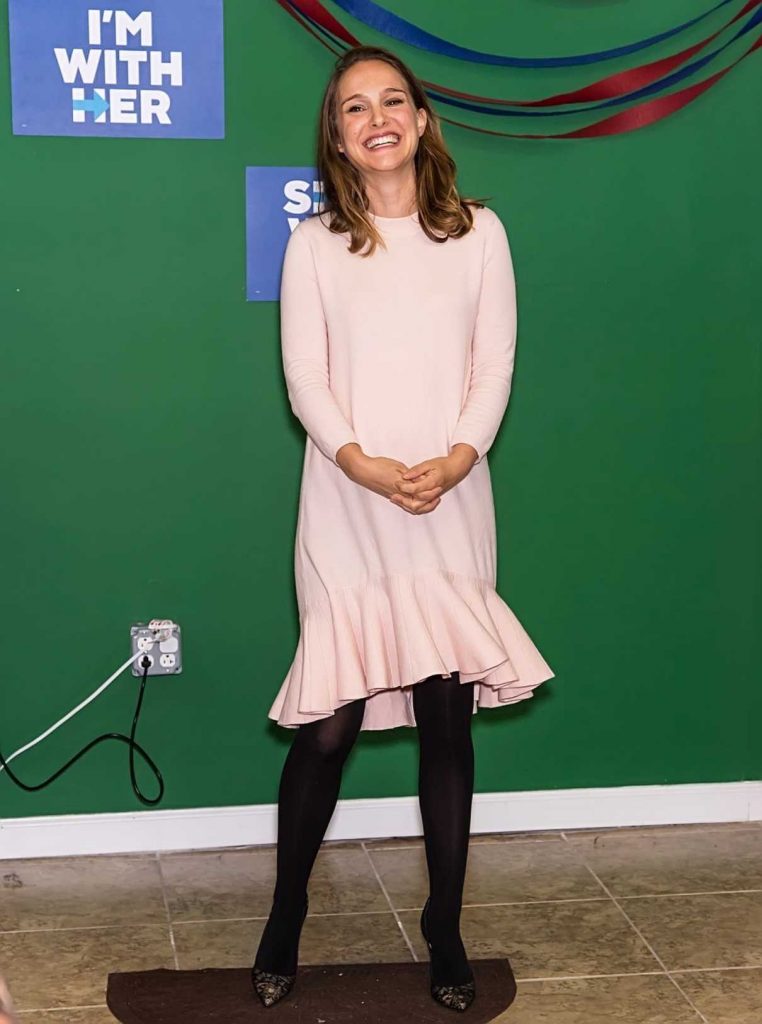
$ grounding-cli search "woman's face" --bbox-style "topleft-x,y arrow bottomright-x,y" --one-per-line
334,59 -> 426,181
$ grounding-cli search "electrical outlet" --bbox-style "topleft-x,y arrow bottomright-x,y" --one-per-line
131,620 -> 182,677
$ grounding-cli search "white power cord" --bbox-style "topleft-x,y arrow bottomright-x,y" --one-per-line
0,650 -> 145,774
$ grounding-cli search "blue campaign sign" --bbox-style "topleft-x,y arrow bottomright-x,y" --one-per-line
8,0 -> 225,139
246,167 -> 325,302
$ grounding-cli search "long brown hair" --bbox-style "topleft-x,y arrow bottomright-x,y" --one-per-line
315,45 -> 489,256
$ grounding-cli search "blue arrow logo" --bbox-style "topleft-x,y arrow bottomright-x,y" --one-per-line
73,91 -> 109,119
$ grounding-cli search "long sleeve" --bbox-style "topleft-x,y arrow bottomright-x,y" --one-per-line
450,210 -> 517,465
279,222 -> 361,465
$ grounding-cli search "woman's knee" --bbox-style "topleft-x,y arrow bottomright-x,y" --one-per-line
296,698 -> 365,763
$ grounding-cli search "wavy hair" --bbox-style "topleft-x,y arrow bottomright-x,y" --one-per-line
315,45 -> 490,256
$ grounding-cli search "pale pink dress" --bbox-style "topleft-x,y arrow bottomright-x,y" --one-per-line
269,204 -> 555,730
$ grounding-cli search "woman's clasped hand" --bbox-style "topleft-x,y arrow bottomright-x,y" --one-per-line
337,445 -> 477,515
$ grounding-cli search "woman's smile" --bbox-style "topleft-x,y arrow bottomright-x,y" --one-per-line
364,132 -> 400,150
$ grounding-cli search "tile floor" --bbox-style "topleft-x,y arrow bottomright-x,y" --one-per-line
0,821 -> 760,1022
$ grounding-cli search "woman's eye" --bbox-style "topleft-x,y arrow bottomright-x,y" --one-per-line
347,98 -> 403,113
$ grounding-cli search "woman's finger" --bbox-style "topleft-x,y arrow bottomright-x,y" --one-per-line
391,494 -> 440,514
415,497 -> 441,513
397,470 -> 440,495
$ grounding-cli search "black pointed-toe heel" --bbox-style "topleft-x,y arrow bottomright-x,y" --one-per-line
251,894 -> 309,1008
420,896 -> 476,1012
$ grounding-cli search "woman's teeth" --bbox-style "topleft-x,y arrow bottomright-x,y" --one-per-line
365,134 -> 400,149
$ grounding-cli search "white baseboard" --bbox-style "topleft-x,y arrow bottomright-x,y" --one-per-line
1,781 -> 760,860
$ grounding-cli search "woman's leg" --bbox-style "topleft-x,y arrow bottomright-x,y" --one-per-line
413,672 -> 476,984
254,696 -> 367,974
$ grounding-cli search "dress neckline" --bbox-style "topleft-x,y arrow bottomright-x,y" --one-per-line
368,210 -> 421,236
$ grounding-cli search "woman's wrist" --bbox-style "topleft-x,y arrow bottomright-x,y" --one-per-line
336,442 -> 366,475
448,443 -> 479,472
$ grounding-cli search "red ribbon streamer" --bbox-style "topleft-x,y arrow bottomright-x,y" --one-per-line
275,0 -> 346,55
276,0 -> 762,138
443,30 -> 762,138
284,0 -> 761,105
440,0 -> 762,107
280,0 -> 358,46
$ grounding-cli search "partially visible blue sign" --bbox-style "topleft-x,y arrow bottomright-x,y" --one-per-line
9,0 -> 225,138
246,167 -> 324,302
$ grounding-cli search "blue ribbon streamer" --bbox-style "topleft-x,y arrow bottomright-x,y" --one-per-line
423,6 -> 762,117
294,2 -> 762,116
330,0 -> 739,68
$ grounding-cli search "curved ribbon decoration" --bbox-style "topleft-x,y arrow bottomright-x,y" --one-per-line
426,6 -> 762,118
434,0 -> 762,107
275,0 -> 762,138
330,0 -> 739,67
449,30 -> 762,138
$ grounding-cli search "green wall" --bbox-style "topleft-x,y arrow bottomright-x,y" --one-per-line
1,0 -> 760,819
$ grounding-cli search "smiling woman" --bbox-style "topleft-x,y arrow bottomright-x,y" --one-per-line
253,42 -> 555,1015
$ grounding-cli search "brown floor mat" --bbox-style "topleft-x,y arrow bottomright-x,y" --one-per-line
107,959 -> 517,1022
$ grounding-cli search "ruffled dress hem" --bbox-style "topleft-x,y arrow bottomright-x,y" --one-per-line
268,569 -> 555,731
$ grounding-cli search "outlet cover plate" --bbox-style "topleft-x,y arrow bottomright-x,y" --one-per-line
130,622 -> 183,677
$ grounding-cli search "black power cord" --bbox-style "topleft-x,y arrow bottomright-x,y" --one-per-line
0,656 -> 164,806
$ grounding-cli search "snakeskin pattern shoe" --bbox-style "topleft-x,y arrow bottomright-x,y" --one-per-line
420,896 -> 476,1012
251,894 -> 309,1008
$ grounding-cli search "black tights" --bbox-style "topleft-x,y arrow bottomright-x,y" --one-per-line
255,672 -> 476,981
